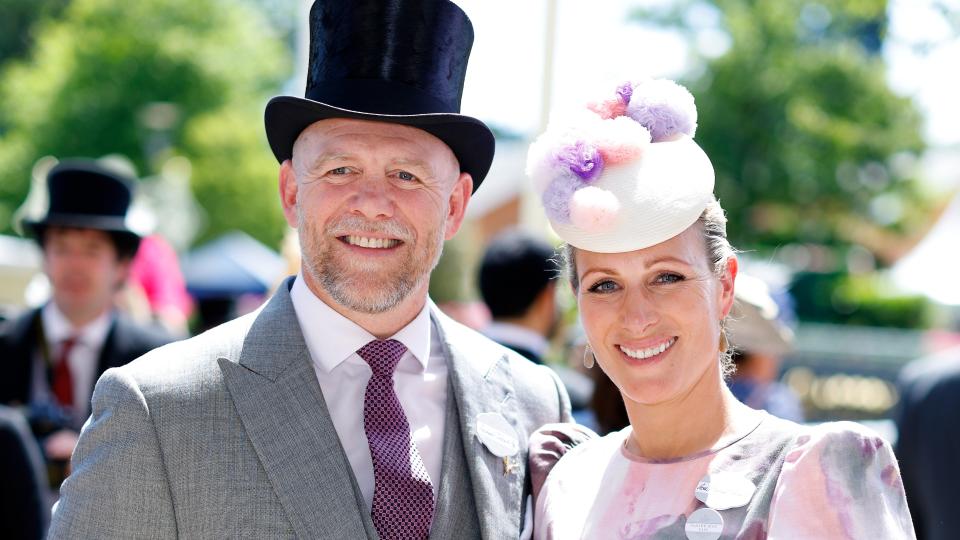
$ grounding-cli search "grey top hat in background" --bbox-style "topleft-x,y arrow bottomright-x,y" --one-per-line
264,0 -> 495,191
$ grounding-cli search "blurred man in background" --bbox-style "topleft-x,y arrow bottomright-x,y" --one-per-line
0,160 -> 170,487
478,229 -> 594,422
894,345 -> 960,540
478,229 -> 559,364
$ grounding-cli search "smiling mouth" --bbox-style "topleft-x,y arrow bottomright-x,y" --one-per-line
619,337 -> 677,360
339,235 -> 402,249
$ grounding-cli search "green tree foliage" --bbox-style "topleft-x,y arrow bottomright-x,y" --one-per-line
0,0 -> 70,75
633,0 -> 931,263
0,0 -> 291,247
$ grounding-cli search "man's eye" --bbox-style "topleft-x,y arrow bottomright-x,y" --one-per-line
396,170 -> 417,182
655,273 -> 684,284
587,280 -> 618,293
329,167 -> 350,175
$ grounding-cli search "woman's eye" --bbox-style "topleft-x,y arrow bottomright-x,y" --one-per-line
655,273 -> 684,284
587,280 -> 619,293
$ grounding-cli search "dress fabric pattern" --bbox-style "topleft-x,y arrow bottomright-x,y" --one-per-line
533,412 -> 915,539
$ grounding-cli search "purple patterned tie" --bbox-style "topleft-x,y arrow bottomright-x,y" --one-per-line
358,339 -> 434,540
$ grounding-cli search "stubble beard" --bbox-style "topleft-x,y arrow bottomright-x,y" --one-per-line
297,208 -> 445,314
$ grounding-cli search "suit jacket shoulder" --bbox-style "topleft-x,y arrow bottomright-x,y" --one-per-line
0,308 -> 42,404
100,314 -> 174,370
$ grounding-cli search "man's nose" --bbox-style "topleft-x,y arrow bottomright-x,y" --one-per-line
349,176 -> 395,220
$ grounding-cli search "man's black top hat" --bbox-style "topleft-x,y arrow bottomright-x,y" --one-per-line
22,159 -> 141,247
264,0 -> 495,191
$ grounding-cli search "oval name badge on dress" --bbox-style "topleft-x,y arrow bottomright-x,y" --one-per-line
475,412 -> 519,457
685,507 -> 724,540
694,472 -> 756,510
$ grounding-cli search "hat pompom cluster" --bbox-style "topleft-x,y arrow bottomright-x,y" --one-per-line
528,79 -> 698,233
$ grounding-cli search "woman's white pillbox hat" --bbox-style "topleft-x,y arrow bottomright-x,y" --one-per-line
528,79 -> 715,254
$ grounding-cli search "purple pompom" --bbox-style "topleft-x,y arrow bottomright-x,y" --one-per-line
554,141 -> 604,182
625,79 -> 697,142
541,174 -> 581,224
616,82 -> 633,106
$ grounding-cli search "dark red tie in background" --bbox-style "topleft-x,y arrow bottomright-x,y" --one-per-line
52,336 -> 77,408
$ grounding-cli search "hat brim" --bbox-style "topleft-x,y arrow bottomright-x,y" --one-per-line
264,96 -> 495,192
22,215 -> 141,243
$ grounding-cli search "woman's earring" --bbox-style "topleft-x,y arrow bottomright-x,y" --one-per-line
583,344 -> 595,369
719,330 -> 729,353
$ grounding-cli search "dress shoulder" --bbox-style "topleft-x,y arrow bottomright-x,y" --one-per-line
768,420 -> 915,539
528,423 -> 599,502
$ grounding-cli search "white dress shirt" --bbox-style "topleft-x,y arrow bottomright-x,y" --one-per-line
32,302 -> 113,428
290,273 -> 448,509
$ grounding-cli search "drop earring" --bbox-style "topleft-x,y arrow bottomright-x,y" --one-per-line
583,343 -> 596,369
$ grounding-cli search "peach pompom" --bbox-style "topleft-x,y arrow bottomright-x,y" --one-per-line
570,186 -> 621,232
593,116 -> 651,165
587,98 -> 627,120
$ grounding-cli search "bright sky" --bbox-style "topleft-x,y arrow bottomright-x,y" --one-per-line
456,0 -> 960,153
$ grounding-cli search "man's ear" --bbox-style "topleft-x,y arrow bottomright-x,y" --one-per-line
279,159 -> 299,228
443,172 -> 473,240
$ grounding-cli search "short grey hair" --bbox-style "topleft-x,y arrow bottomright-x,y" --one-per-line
560,196 -> 737,377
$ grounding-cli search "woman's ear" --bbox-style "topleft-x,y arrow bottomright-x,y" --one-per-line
719,256 -> 738,319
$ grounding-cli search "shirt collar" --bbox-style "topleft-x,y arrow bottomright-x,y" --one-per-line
41,302 -> 113,349
290,272 -> 432,374
482,322 -> 550,358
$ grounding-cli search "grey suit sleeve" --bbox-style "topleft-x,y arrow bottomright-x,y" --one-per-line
48,368 -> 177,539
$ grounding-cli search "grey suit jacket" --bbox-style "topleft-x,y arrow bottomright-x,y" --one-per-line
49,279 -> 571,539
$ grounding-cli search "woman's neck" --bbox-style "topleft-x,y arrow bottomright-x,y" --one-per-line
623,372 -> 753,461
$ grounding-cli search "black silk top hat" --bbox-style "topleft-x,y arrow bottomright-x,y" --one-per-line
264,0 -> 495,191
22,159 -> 141,246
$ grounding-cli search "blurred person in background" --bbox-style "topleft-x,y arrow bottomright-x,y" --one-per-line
726,273 -> 804,422
49,1 -> 570,538
478,228 -> 560,365
894,345 -> 960,540
0,160 -> 171,489
479,229 -> 593,417
526,78 -> 914,538
0,405 -> 49,540
125,234 -> 193,338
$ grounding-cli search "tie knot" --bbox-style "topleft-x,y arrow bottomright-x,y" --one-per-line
357,339 -> 407,377
60,335 -> 78,353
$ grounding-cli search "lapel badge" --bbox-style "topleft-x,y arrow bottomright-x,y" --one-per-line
694,472 -> 756,510
476,412 -> 520,475
685,507 -> 724,540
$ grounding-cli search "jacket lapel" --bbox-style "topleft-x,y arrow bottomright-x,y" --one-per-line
220,281 -> 375,539
432,309 -> 525,540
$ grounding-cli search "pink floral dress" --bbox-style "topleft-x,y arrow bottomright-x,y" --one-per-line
532,412 -> 915,539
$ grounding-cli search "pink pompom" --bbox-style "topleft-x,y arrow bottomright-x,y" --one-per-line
587,98 -> 627,119
569,186 -> 620,232
593,116 -> 651,165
